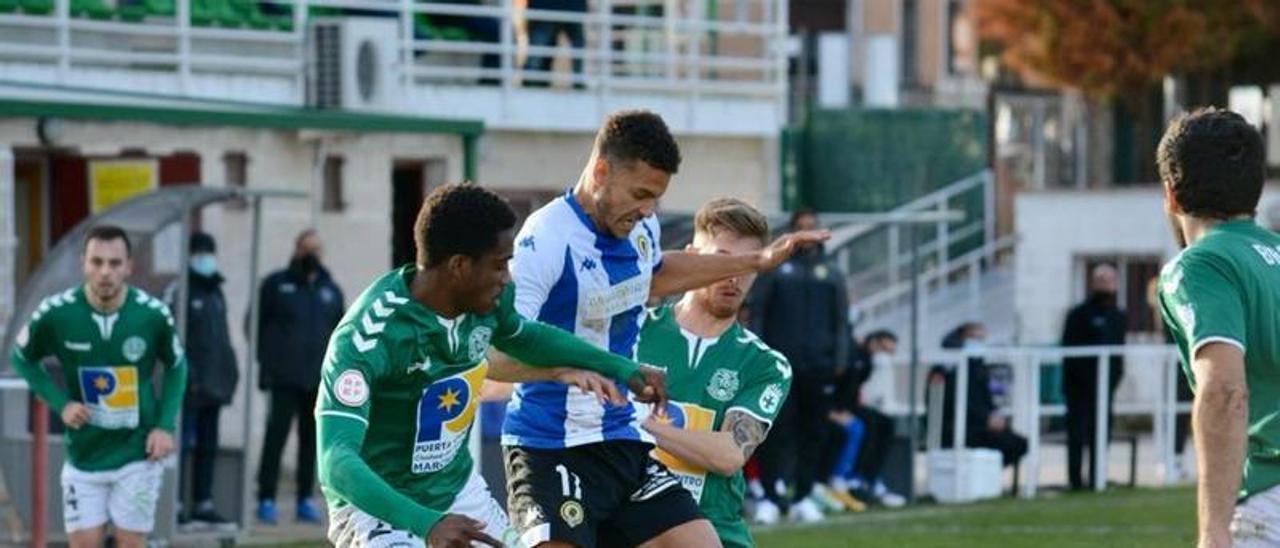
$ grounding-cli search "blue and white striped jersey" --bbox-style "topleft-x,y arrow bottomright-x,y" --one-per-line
501,190 -> 663,449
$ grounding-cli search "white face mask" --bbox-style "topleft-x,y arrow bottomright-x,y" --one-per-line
190,253 -> 218,276
871,351 -> 893,370
962,339 -> 986,353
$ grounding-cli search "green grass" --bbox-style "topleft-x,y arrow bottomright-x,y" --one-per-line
753,487 -> 1196,548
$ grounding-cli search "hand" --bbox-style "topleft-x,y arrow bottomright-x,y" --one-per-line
427,514 -> 501,548
987,414 -> 1008,432
627,365 -> 668,411
755,230 -> 831,271
555,368 -> 625,406
60,402 -> 90,429
145,429 -> 176,461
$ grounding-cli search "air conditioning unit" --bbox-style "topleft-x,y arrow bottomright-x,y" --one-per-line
307,17 -> 401,111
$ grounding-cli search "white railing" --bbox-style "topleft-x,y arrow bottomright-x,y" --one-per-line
827,170 -> 997,321
916,345 -> 1186,499
0,0 -> 785,104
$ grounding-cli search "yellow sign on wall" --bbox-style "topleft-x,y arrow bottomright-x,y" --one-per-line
89,160 -> 158,213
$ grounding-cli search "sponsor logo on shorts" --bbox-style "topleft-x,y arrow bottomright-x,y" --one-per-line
559,500 -> 584,528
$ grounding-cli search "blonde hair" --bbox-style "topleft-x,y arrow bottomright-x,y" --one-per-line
693,198 -> 770,244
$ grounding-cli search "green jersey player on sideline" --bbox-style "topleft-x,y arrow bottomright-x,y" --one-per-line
1155,108 -> 1280,547
316,183 -> 668,548
632,199 -> 791,548
10,225 -> 188,548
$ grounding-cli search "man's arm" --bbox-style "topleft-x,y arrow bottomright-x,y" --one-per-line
492,321 -> 665,407
318,415 -> 445,536
649,230 -> 830,299
831,270 -> 850,370
9,311 -> 72,413
644,410 -> 770,477
484,351 -> 624,405
155,331 -> 189,434
1190,342 -> 1247,547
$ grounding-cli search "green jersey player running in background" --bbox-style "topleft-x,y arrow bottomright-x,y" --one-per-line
10,225 -> 188,548
1155,108 -> 1280,547
629,199 -> 791,548
316,183 -> 667,548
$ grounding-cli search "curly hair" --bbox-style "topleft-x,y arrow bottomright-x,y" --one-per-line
593,110 -> 681,174
414,183 -> 518,267
1157,107 -> 1265,219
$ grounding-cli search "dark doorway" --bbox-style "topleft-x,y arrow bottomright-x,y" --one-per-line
392,162 -> 426,268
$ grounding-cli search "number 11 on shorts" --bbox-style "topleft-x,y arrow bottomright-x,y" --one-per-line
555,464 -> 582,500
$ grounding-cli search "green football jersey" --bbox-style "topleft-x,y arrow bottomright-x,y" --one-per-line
1158,219 -> 1280,500
317,266 -> 521,515
637,304 -> 792,548
10,286 -> 186,471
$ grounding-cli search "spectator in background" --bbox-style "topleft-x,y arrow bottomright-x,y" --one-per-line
825,330 -> 904,508
254,230 -> 345,525
750,209 -> 849,524
521,0 -> 586,88
1061,264 -> 1127,491
936,322 -> 1027,468
169,233 -> 239,530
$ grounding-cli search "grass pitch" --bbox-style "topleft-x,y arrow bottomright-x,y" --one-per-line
753,486 -> 1195,548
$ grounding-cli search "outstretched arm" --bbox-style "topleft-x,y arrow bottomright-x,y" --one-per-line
649,230 -> 830,298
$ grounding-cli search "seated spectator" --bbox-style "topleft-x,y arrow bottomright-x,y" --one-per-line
933,322 -> 1028,468
823,330 -> 905,507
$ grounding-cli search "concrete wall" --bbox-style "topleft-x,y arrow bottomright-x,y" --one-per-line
1013,185 -> 1280,345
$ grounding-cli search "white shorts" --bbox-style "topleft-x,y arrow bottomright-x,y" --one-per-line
1232,484 -> 1280,547
327,471 -> 519,547
61,460 -> 164,534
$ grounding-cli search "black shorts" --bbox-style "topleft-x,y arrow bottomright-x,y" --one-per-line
504,441 -> 703,547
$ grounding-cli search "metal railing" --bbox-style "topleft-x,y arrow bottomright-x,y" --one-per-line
916,345 -> 1186,499
826,170 -> 998,322
0,0 -> 785,103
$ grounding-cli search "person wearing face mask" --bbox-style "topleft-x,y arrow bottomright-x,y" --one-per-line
167,232 -> 239,530
1060,263 -> 1127,491
254,229 -> 346,525
935,323 -> 1027,469
823,330 -> 904,508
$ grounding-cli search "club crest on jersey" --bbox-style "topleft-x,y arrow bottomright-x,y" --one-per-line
707,369 -> 740,402
760,383 -> 785,414
634,233 -> 652,262
79,366 -> 140,429
651,401 -> 716,502
412,363 -> 487,474
121,336 -> 147,362
468,326 -> 492,362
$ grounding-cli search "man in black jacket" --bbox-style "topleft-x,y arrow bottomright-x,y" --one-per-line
749,209 -> 849,524
254,229 -> 345,525
170,232 -> 240,529
1060,263 -> 1127,491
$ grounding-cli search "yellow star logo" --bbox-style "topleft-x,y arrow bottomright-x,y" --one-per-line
93,375 -> 110,391
437,387 -> 461,412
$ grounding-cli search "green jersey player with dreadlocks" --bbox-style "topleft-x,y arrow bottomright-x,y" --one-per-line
316,183 -> 667,548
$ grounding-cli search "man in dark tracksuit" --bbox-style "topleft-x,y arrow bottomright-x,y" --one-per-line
171,232 -> 240,528
1060,264 -> 1127,491
823,330 -> 902,506
749,209 -> 849,523
254,230 -> 345,524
